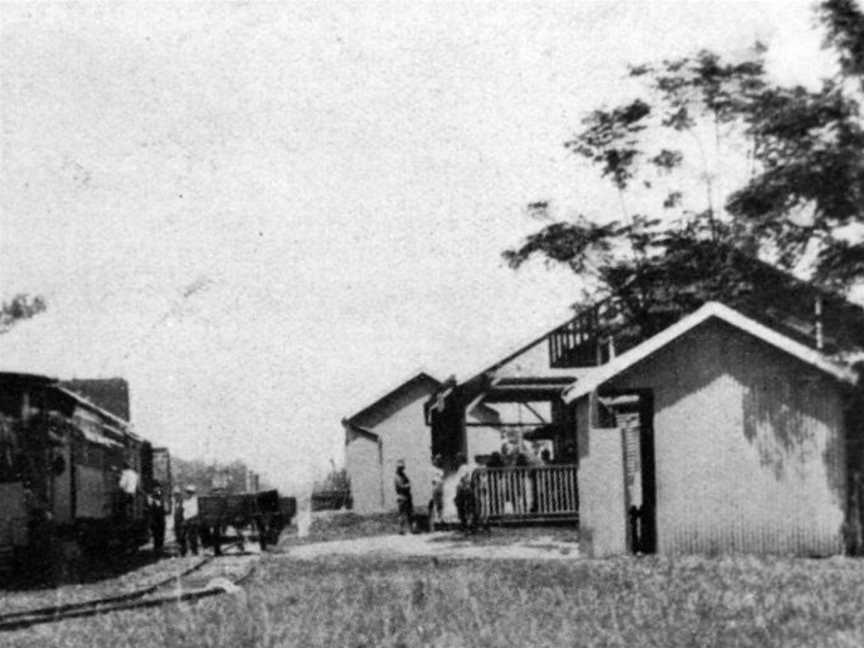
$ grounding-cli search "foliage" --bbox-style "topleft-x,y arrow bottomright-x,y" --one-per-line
172,456 -> 265,495
311,465 -> 351,510
505,1 -> 864,338
0,294 -> 46,334
312,465 -> 350,494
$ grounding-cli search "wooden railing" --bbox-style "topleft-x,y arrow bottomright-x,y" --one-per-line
472,464 -> 579,522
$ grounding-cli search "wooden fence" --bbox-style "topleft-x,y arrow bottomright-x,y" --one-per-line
472,464 -> 579,523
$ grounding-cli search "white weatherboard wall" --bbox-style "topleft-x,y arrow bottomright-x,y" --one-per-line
345,436 -> 382,514
576,399 -> 628,557
493,337 -> 583,381
345,379 -> 439,515
605,318 -> 847,556
375,389 -> 435,513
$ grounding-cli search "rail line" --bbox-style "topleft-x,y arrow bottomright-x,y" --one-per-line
0,551 -> 256,632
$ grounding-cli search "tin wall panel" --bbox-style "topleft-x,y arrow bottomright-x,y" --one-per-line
607,318 -> 846,555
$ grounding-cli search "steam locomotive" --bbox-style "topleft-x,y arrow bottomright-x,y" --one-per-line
0,372 -> 170,572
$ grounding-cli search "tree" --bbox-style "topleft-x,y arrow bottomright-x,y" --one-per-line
0,294 -> 46,334
172,456 -> 266,494
311,461 -> 352,511
504,1 -> 864,342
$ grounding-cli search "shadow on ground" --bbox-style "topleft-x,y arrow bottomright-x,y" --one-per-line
3,548 -> 171,591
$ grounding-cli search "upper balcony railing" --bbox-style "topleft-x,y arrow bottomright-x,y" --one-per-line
548,301 -> 624,369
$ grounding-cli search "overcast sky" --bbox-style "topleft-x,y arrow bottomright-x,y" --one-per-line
0,1 -> 835,491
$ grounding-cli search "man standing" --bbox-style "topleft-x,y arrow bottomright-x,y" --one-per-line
454,453 -> 478,532
172,487 -> 184,552
394,460 -> 412,535
177,485 -> 200,556
148,482 -> 166,555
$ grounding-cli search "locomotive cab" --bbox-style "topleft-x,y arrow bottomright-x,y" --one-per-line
0,372 -> 164,574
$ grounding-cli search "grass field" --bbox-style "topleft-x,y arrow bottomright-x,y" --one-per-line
5,516 -> 864,647
6,551 -> 864,647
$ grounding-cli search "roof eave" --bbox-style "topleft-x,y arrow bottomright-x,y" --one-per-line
563,301 -> 858,404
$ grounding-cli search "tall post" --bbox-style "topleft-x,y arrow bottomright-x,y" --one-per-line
594,305 -> 603,366
815,296 -> 824,351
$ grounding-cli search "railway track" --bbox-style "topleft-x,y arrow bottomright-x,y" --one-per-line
0,549 -> 257,632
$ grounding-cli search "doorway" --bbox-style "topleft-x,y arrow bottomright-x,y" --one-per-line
601,389 -> 657,554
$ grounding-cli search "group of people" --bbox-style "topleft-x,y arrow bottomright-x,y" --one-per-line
394,442 -> 580,533
143,481 -> 201,556
171,485 -> 201,556
485,441 -> 576,469
115,459 -> 203,556
393,453 -> 482,534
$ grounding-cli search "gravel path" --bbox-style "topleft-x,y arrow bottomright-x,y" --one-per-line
282,531 -> 581,561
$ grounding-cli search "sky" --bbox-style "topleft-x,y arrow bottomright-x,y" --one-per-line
0,1 -> 838,492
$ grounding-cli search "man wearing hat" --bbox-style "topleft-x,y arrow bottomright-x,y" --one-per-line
176,485 -> 200,556
147,482 -> 167,555
394,460 -> 413,534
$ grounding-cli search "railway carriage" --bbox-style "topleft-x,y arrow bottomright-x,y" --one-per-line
0,372 -> 168,572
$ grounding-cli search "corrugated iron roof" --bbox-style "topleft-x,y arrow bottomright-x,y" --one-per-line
563,301 -> 859,403
55,386 -> 141,442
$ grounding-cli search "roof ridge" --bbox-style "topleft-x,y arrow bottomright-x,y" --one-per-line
344,369 -> 441,424
563,301 -> 858,403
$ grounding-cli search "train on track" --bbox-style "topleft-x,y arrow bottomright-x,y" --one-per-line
0,371 -> 171,573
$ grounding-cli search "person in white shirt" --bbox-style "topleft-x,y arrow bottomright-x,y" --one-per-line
118,462 -> 140,495
178,485 -> 200,556
429,454 -> 445,530
117,461 -> 140,521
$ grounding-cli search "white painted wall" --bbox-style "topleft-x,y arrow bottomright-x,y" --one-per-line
577,418 -> 628,557
345,379 -> 439,514
345,435 -> 382,514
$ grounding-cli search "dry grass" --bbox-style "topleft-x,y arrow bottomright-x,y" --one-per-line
280,511 -> 399,546
6,550 -> 864,647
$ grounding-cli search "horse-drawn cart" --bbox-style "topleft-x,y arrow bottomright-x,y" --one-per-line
198,490 -> 295,554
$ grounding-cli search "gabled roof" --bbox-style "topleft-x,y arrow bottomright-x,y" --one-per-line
55,386 -> 141,442
424,314 -> 589,419
0,371 -> 56,386
342,419 -> 380,445
344,371 -> 441,427
60,377 -> 130,421
0,371 -> 140,444
563,301 -> 859,403
460,314 -> 580,387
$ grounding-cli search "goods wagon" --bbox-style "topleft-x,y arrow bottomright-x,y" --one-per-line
198,490 -> 295,554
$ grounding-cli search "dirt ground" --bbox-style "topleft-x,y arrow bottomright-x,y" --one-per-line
282,530 -> 581,561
